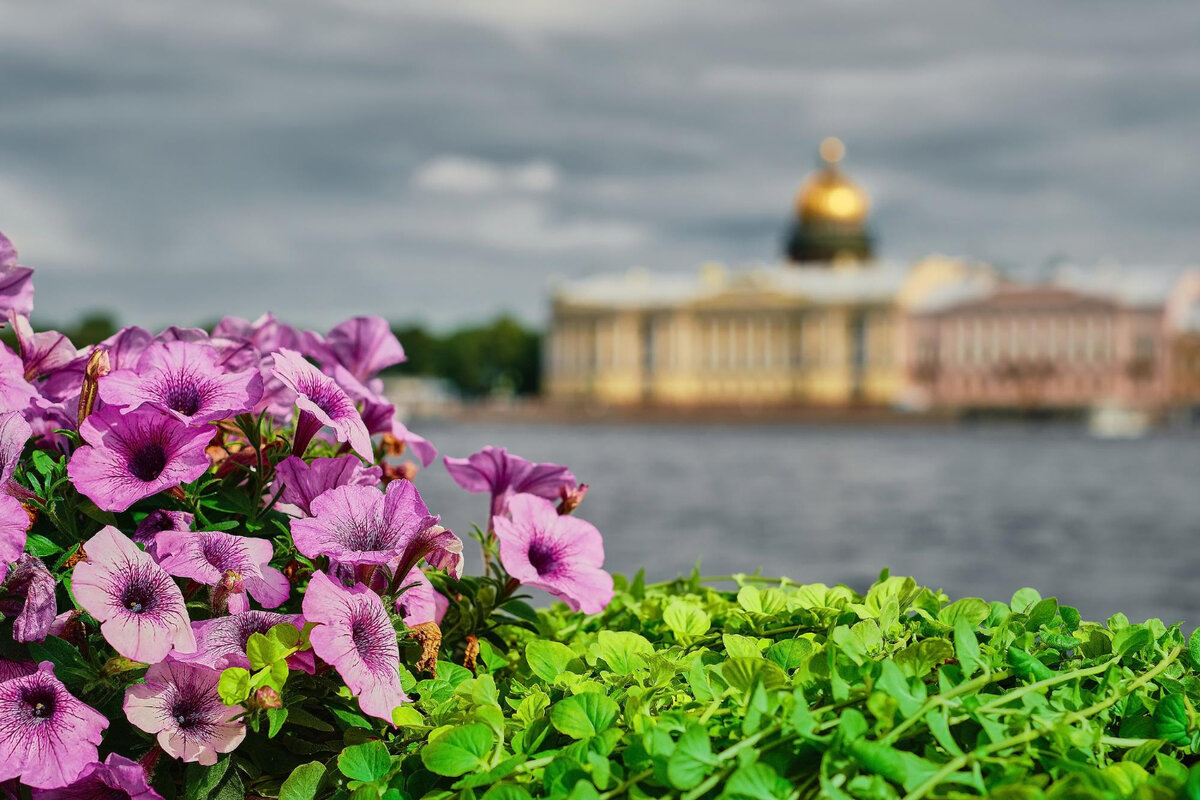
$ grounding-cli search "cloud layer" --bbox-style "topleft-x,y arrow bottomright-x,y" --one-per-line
1,1 -> 1197,330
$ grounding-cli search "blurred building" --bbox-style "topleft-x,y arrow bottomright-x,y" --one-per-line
545,139 -> 1200,413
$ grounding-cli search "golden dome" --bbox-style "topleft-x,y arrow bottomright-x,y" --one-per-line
795,137 -> 870,226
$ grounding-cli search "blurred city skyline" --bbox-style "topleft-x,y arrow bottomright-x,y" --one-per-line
2,1 -> 1199,331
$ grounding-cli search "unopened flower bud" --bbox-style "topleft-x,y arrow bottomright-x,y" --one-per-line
76,347 -> 110,425
210,570 -> 245,614
557,483 -> 589,515
253,686 -> 283,710
381,460 -> 418,486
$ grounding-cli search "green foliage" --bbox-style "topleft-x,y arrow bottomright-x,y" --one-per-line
390,316 -> 541,396
359,573 -> 1200,799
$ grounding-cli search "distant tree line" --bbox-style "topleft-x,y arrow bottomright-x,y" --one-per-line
7,312 -> 542,398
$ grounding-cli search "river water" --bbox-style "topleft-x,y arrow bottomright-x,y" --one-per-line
409,421 -> 1200,625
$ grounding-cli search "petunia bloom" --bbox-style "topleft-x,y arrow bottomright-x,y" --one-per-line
0,494 -> 31,584
0,344 -> 39,414
271,349 -> 371,460
31,752 -> 164,800
0,657 -> 35,683
494,493 -> 614,614
0,231 -> 34,317
0,555 -> 56,643
302,571 -> 407,722
174,610 -> 315,673
132,508 -> 194,560
0,662 -> 108,789
155,530 -> 289,613
290,479 -> 462,579
123,660 -> 246,766
71,526 -> 196,662
67,404 -> 214,512
272,454 -> 382,516
7,313 -> 78,383
393,567 -> 449,628
305,316 -> 405,387
100,340 -> 264,425
445,446 -> 577,520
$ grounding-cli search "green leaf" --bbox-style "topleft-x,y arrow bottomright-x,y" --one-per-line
267,707 -> 289,738
551,693 -> 620,739
246,631 -> 292,670
525,640 -> 580,683
594,631 -> 652,675
420,723 -> 495,777
722,634 -> 764,659
1191,629 -> 1200,670
280,762 -> 326,800
1008,646 -> 1055,681
217,667 -> 251,705
338,740 -> 392,783
481,787 -> 534,800
1154,694 -> 1191,746
1060,605 -> 1081,631
664,602 -> 710,637
894,638 -> 954,678
736,585 -> 763,613
1024,597 -> 1059,630
392,706 -> 425,727
24,533 -> 63,557
937,597 -> 990,627
953,618 -> 983,677
766,638 -> 812,672
1010,587 -> 1042,613
183,758 -> 232,800
722,763 -> 791,800
666,725 -> 716,790
1113,625 -> 1152,658
876,660 -> 924,717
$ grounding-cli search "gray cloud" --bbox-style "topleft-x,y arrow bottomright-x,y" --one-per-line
1,0 -> 1198,331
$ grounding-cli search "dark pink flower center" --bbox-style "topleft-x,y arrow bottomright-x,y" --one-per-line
350,607 -> 394,668
170,692 -> 211,732
201,537 -> 242,571
527,539 -> 561,577
163,381 -> 204,417
127,442 -> 168,482
67,778 -> 131,800
121,574 -> 159,615
20,685 -> 56,720
339,523 -> 391,553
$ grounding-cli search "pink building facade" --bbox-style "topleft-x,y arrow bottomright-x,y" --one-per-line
906,273 -> 1200,411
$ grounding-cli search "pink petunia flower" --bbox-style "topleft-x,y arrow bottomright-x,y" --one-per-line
100,340 -> 264,425
445,446 -> 577,520
305,316 -> 405,385
271,349 -> 371,460
31,752 -> 164,800
71,526 -> 196,663
494,493 -> 614,614
272,454 -> 381,516
173,610 -> 315,673
290,480 -> 462,579
393,567 -> 449,628
0,495 -> 31,584
155,530 -> 289,613
7,313 -> 79,383
0,657 -> 36,683
123,660 -> 246,766
66,405 -> 214,512
302,571 -> 407,722
0,662 -> 108,789
360,398 -> 437,467
0,231 -> 34,317
0,344 -> 39,414
131,509 -> 194,560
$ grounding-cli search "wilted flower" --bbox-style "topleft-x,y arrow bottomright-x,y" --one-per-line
30,752 -> 164,800
155,530 -> 289,613
271,348 -> 371,460
0,662 -> 108,789
302,571 -> 407,723
67,405 -> 214,512
71,526 -> 196,663
445,446 -> 577,519
393,567 -> 449,628
123,660 -> 246,766
174,610 -> 315,673
557,483 -> 590,515
272,454 -> 381,516
290,480 -> 462,579
100,340 -> 264,425
0,555 -> 56,642
494,493 -> 614,614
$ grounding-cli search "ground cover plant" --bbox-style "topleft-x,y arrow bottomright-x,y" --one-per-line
0,228 -> 1198,799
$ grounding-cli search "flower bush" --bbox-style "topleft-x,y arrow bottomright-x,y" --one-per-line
0,228 -> 1199,799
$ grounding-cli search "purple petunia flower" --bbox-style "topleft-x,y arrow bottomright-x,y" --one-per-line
123,660 -> 246,766
0,232 -> 34,317
30,753 -> 163,800
67,405 -> 214,512
303,571 -> 407,722
290,479 -> 462,579
155,530 -> 289,613
360,398 -> 437,467
173,610 -> 315,673
0,662 -> 108,789
272,454 -> 382,516
0,555 -> 56,643
71,526 -> 196,663
393,567 -> 449,628
304,316 -> 405,387
271,349 -> 371,460
494,493 -> 614,614
445,446 -> 577,520
0,496 -> 31,584
100,340 -> 264,425
0,657 -> 35,683
7,313 -> 79,383
132,509 -> 194,560
0,344 -> 39,414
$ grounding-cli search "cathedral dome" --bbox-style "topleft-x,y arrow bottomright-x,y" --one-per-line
795,137 -> 870,226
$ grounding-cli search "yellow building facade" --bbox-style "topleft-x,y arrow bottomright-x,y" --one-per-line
544,139 -> 993,408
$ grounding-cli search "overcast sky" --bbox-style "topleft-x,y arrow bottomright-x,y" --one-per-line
2,1 -> 1198,331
